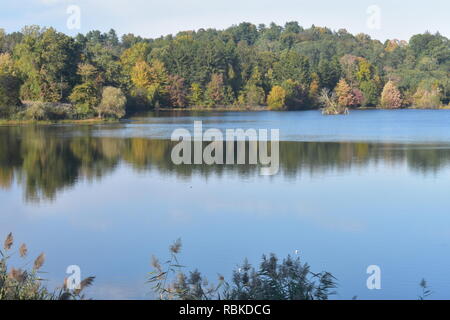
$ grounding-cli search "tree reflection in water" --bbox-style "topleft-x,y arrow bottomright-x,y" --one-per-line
1,125 -> 450,202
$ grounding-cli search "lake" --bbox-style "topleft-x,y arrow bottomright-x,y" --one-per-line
1,109 -> 450,300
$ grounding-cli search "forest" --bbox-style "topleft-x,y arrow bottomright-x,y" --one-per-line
0,21 -> 449,120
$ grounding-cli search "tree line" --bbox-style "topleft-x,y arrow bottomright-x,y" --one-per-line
0,22 -> 449,119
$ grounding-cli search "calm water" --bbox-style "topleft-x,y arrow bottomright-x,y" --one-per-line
1,109 -> 450,299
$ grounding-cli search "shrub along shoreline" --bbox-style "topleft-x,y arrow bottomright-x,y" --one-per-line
2,103 -> 450,126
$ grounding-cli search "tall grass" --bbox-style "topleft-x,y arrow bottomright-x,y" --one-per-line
148,239 -> 337,300
0,233 -> 94,300
1,233 -> 434,300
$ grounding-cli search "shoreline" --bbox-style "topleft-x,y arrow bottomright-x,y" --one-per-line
0,118 -> 119,126
1,106 -> 450,125
156,105 -> 450,112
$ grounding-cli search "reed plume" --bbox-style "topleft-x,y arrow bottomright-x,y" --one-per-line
19,243 -> 28,257
3,233 -> 13,251
33,253 -> 45,271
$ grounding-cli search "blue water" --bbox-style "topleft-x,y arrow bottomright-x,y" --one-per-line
89,109 -> 450,143
1,109 -> 450,300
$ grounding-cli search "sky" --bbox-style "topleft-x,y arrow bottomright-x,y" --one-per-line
0,0 -> 449,42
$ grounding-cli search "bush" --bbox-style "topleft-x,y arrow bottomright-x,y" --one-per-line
23,102 -> 52,120
96,86 -> 127,119
413,88 -> 442,109
19,102 -> 77,121
227,254 -> 336,300
412,80 -> 443,109
49,103 -> 78,120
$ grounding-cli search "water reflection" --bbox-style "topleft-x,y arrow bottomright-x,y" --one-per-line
1,126 -> 450,202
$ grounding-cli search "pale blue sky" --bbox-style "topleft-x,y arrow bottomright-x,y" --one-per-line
1,0 -> 449,41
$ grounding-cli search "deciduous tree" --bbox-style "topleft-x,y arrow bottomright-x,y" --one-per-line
168,75 -> 188,107
96,86 -> 127,118
204,73 -> 225,107
267,85 -> 286,110
381,81 -> 403,109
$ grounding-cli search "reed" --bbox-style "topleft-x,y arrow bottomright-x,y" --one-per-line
0,232 -> 94,300
148,239 -> 337,300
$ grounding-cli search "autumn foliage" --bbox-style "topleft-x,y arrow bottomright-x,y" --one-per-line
381,81 -> 403,109
267,86 -> 286,110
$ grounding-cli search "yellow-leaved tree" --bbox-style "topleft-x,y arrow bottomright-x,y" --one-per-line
131,59 -> 169,108
267,86 -> 286,110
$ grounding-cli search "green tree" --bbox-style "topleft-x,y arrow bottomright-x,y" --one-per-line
281,79 -> 309,109
318,58 -> 341,90
0,53 -> 21,115
227,22 -> 259,45
120,42 -> 151,78
356,59 -> 373,83
188,83 -> 203,106
69,63 -> 102,117
360,79 -> 380,106
85,42 -> 121,87
0,53 -> 15,75
239,67 -> 265,106
14,26 -> 78,102
239,84 -> 265,106
0,76 -> 21,114
273,51 -> 311,85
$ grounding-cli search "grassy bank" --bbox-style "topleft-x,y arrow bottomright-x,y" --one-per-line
1,104 -> 450,125
0,118 -> 119,126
